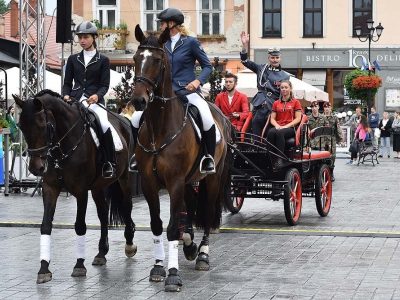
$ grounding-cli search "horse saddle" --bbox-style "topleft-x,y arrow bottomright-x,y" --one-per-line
85,110 -> 123,152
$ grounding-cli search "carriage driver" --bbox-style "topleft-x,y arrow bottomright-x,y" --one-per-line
240,32 -> 290,137
129,7 -> 216,174
62,21 -> 116,179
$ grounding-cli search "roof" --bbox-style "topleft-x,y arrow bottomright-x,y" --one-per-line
0,50 -> 19,65
2,11 -> 62,70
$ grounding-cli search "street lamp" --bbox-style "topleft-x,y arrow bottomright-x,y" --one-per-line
70,20 -> 76,56
354,19 -> 384,115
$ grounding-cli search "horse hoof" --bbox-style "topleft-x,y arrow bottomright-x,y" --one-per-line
195,252 -> 210,271
164,268 -> 182,292
165,284 -> 181,292
149,265 -> 166,282
125,243 -> 137,258
37,272 -> 52,284
92,257 -> 107,266
71,267 -> 87,277
183,242 -> 198,261
210,228 -> 220,234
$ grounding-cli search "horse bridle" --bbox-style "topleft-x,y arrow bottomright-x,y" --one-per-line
26,104 -> 89,169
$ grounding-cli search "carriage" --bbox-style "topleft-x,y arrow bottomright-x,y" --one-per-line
225,113 -> 334,226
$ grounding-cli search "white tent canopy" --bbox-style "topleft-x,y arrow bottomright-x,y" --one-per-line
202,69 -> 329,106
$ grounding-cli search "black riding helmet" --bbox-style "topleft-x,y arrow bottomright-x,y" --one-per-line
75,21 -> 98,36
156,7 -> 184,25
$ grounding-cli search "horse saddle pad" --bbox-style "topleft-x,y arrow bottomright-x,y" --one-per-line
87,111 -> 123,152
187,104 -> 222,145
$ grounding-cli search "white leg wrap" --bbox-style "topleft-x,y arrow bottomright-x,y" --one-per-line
182,232 -> 192,246
76,235 -> 86,259
153,234 -> 165,261
167,240 -> 179,270
199,244 -> 209,254
131,111 -> 143,128
40,235 -> 51,262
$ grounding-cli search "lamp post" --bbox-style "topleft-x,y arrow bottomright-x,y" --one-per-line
70,20 -> 76,56
354,19 -> 384,115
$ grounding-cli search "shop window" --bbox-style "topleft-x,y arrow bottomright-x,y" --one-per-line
143,0 -> 165,31
333,70 -> 364,112
263,0 -> 281,38
353,0 -> 373,37
303,0 -> 322,37
97,0 -> 117,29
199,0 -> 222,35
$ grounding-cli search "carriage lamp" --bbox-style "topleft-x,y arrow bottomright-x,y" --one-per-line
354,19 -> 384,115
70,20 -> 76,55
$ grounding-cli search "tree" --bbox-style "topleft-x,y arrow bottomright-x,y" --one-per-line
0,0 -> 9,14
112,66 -> 134,107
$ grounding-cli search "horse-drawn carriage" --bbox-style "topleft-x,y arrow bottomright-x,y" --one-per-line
225,113 -> 334,225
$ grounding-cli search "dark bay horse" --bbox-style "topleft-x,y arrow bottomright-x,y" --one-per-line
13,90 -> 137,284
131,25 -> 231,292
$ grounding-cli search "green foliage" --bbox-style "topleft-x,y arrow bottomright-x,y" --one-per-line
91,19 -> 102,29
344,69 -> 381,101
0,0 -> 8,14
119,22 -> 128,30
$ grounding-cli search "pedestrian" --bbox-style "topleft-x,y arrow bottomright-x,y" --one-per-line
118,103 -> 128,116
240,31 -> 289,137
348,114 -> 370,165
129,7 -> 215,174
392,110 -> 400,159
378,111 -> 392,158
368,106 -> 379,149
345,106 -> 362,139
124,102 -> 135,121
266,80 -> 302,167
6,106 -> 18,142
62,21 -> 115,178
323,102 -> 345,181
308,101 -> 329,151
214,73 -> 249,131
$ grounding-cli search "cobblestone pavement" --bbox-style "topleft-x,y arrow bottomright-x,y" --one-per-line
1,157 -> 400,299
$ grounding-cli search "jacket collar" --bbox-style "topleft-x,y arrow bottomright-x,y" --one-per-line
166,35 -> 187,54
77,49 -> 101,68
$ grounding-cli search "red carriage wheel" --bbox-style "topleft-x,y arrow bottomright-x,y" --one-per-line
315,164 -> 332,217
224,180 -> 245,214
284,168 -> 302,226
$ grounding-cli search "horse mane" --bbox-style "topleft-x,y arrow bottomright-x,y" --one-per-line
34,89 -> 63,99
141,31 -> 161,47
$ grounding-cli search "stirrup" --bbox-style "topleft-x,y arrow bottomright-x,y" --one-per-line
199,155 -> 216,174
129,155 -> 138,173
102,162 -> 116,178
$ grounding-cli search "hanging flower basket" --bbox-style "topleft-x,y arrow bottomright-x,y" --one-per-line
353,75 -> 382,90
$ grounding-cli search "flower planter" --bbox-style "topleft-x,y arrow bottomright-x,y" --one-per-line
98,29 -> 130,51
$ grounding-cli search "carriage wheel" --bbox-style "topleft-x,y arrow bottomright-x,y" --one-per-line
284,168 -> 302,226
224,181 -> 245,214
315,164 -> 332,217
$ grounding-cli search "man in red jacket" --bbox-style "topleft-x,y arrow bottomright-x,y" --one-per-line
214,73 -> 250,131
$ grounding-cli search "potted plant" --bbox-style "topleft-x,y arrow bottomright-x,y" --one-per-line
344,69 -> 382,103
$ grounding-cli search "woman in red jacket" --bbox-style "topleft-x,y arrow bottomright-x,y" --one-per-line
214,73 -> 249,131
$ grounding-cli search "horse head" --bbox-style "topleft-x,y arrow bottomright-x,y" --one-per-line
13,92 -> 58,176
131,25 -> 171,111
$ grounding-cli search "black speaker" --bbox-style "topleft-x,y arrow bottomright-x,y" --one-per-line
56,0 -> 72,43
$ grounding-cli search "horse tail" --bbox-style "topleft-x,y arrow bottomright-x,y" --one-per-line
105,181 -> 127,227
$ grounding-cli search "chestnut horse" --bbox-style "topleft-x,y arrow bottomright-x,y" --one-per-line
13,91 -> 137,284
131,25 -> 231,292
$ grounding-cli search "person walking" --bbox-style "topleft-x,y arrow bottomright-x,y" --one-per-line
323,102 -> 345,181
129,7 -> 215,174
308,101 -> 329,151
214,73 -> 249,131
62,21 -> 115,178
6,106 -> 18,142
378,112 -> 392,158
368,106 -> 379,150
345,106 -> 362,139
392,110 -> 400,159
240,31 -> 289,137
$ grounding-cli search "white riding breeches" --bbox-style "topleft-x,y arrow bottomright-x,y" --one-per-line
130,93 -> 214,131
80,98 -> 111,133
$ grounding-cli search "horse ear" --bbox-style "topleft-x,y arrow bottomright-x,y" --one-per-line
159,27 -> 170,46
33,98 -> 43,112
135,24 -> 145,43
12,94 -> 24,109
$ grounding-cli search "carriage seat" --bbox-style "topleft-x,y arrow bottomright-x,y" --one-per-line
239,112 -> 253,142
285,114 -> 308,149
292,126 -> 333,160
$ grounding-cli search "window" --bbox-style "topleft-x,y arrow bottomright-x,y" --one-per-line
200,0 -> 221,35
263,0 -> 281,38
97,0 -> 117,29
144,0 -> 165,31
353,0 -> 372,37
303,0 -> 322,37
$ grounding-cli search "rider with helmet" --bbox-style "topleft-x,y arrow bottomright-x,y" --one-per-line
62,21 -> 116,178
130,7 -> 215,174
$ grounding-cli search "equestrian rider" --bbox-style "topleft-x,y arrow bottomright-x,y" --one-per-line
130,7 -> 215,174
62,21 -> 116,178
240,31 -> 290,137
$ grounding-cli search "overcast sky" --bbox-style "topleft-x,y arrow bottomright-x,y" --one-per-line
5,0 -> 57,16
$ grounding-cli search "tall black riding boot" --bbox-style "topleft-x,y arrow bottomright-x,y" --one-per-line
129,127 -> 139,172
330,167 -> 335,182
200,124 -> 216,174
102,128 -> 116,178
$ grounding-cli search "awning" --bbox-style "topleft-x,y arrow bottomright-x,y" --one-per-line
302,70 -> 326,90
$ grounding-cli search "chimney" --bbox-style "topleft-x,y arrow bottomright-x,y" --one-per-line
0,16 -> 5,37
10,0 -> 18,38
